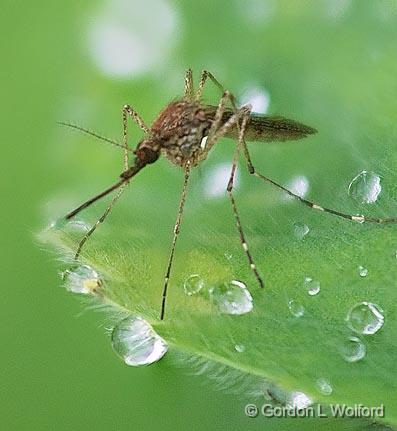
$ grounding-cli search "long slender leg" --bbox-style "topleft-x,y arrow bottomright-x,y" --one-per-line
74,185 -> 127,259
160,162 -> 191,320
241,143 -> 397,224
73,106 -> 148,259
184,68 -> 194,100
197,77 -> 264,287
226,111 -> 264,288
196,70 -> 239,109
199,71 -> 397,225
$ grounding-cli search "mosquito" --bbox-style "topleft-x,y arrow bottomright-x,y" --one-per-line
61,69 -> 397,320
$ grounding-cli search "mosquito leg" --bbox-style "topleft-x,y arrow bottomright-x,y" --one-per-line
73,106 -> 148,259
199,96 -> 264,288
184,68 -> 194,101
160,162 -> 191,320
226,111 -> 264,289
74,185 -> 127,259
198,101 -> 250,163
241,143 -> 397,224
196,70 -> 238,109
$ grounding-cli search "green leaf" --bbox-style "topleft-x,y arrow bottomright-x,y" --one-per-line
40,135 -> 397,429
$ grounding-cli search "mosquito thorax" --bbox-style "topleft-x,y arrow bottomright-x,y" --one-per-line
151,99 -> 212,167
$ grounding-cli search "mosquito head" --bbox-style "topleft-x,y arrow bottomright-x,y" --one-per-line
134,139 -> 160,166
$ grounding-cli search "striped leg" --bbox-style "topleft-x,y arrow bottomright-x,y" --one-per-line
226,109 -> 264,289
184,68 -> 194,100
195,70 -> 238,108
241,143 -> 397,224
160,162 -> 191,320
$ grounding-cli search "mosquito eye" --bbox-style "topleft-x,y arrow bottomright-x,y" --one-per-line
135,147 -> 159,165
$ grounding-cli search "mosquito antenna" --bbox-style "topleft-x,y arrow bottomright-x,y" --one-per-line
58,121 -> 133,152
160,162 -> 191,320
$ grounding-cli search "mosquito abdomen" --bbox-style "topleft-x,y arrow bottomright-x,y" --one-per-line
225,112 -> 317,142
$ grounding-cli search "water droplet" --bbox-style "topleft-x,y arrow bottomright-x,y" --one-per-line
52,218 -> 90,234
288,299 -> 305,317
348,170 -> 381,204
346,302 -> 384,335
183,274 -> 204,296
316,378 -> 333,395
287,392 -> 312,410
209,280 -> 253,315
111,316 -> 167,366
358,266 -> 368,277
63,264 -> 101,294
293,222 -> 310,239
234,344 -> 245,353
304,277 -> 320,296
341,336 -> 366,362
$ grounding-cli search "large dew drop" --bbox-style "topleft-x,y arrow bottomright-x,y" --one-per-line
111,316 -> 167,366
63,264 -> 101,294
348,170 -> 381,204
209,280 -> 253,315
346,302 -> 384,335
341,336 -> 366,363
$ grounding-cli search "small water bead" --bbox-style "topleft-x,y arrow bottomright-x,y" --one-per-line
348,170 -> 382,204
341,336 -> 366,363
111,316 -> 167,366
288,299 -> 305,317
316,378 -> 333,396
234,344 -> 245,353
304,277 -> 320,296
358,266 -> 368,277
63,264 -> 101,294
209,280 -> 253,315
346,302 -> 384,335
293,222 -> 310,239
183,274 -> 204,296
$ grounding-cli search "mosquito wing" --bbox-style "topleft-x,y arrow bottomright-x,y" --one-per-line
203,105 -> 317,142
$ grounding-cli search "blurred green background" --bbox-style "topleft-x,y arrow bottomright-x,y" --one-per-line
3,1 -> 397,430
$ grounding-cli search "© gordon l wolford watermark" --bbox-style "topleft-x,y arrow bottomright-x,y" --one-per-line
244,403 -> 385,419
